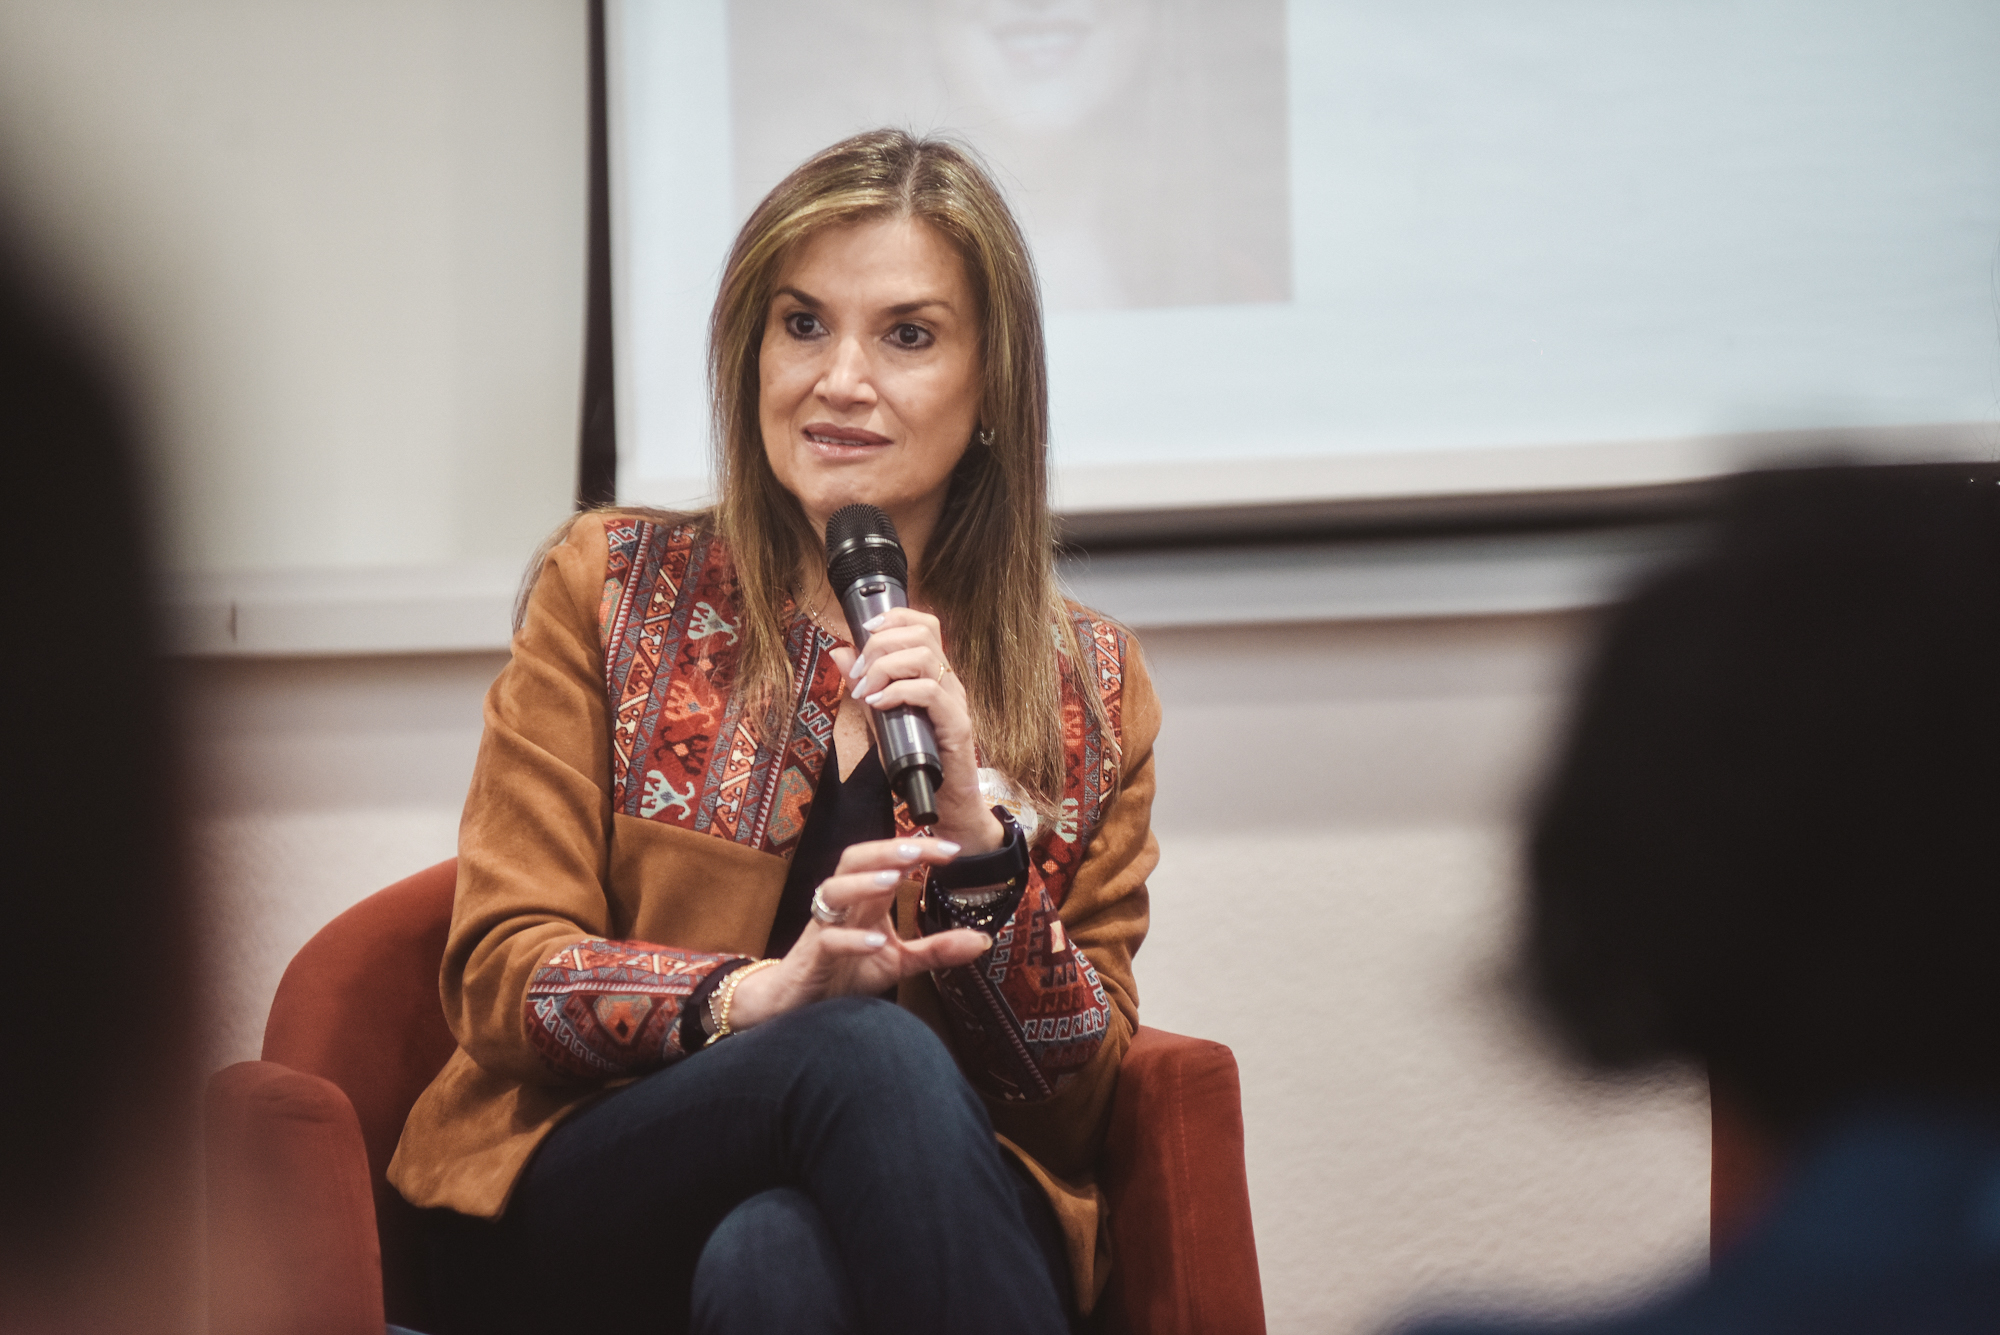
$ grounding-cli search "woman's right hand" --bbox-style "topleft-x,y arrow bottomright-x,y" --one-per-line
722,836 -> 992,1033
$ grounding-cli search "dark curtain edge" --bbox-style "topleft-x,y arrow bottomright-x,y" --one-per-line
577,0 -> 616,509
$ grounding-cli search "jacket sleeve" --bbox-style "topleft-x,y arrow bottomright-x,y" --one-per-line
922,638 -> 1160,1167
443,514 -> 744,1086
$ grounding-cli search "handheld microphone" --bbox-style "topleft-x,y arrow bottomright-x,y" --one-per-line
825,504 -> 943,824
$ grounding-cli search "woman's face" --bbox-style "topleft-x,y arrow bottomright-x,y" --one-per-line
759,215 -> 983,557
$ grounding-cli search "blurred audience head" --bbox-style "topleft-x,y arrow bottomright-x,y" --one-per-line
1527,462 -> 2000,1134
0,214 -> 195,1331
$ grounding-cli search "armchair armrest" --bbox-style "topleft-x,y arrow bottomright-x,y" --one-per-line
1097,1026 -> 1267,1335
206,1060 -> 385,1335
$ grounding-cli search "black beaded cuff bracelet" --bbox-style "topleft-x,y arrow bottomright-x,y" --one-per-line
923,806 -> 1031,941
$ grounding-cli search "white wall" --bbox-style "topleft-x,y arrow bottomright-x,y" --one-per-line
0,0 -> 586,574
185,650 -> 506,1065
185,610 -> 1709,1335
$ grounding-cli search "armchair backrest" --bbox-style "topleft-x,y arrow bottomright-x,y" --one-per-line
261,857 -> 459,1327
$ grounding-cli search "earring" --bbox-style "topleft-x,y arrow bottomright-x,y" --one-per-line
976,426 -> 995,447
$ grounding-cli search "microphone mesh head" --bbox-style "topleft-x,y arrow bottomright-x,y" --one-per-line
825,504 -> 908,589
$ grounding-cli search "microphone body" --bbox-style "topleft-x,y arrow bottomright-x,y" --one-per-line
825,505 -> 943,824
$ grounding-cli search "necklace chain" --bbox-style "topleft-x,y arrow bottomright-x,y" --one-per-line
797,586 -> 845,641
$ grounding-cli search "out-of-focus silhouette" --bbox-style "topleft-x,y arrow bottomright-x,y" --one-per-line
1410,462 -> 2000,1334
0,222 -> 197,1331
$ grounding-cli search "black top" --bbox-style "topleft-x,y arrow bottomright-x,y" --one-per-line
766,745 -> 896,958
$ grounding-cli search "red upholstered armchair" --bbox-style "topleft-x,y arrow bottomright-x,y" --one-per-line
206,860 -> 1267,1335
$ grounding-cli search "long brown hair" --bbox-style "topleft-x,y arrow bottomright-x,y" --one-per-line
711,128 -> 1099,818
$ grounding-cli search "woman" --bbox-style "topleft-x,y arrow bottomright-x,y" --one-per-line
388,130 -> 1159,1335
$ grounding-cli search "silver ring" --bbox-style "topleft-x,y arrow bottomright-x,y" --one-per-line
810,885 -> 847,927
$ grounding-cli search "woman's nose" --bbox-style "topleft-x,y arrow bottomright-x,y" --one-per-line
816,336 -> 876,408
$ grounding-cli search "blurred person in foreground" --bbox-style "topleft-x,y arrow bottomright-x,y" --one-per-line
1411,462 -> 2000,1334
0,226 -> 197,1329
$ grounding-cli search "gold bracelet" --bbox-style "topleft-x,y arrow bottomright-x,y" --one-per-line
704,957 -> 784,1048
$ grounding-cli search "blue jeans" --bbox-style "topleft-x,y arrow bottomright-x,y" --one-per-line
421,997 -> 1074,1335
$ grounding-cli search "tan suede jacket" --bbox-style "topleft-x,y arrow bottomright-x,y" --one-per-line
387,513 -> 1159,1305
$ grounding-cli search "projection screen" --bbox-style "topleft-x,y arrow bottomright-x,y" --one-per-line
610,1 -> 2000,522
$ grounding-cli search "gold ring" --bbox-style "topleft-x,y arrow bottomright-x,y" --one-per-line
937,660 -> 953,682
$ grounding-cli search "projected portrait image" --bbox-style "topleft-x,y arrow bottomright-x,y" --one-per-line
730,0 -> 1292,311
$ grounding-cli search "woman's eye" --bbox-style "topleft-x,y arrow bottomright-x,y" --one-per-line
890,323 -> 933,349
785,312 -> 822,338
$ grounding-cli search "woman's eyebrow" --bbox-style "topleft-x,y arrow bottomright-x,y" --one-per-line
774,288 -> 953,317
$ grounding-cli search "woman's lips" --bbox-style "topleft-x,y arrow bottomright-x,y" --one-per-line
804,424 -> 891,455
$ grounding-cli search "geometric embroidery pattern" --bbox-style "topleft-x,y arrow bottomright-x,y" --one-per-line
599,519 -> 849,857
590,517 -> 1134,1102
524,938 -> 739,1081
921,609 -> 1129,1103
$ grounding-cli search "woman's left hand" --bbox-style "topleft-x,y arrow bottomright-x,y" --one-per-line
829,607 -> 1003,855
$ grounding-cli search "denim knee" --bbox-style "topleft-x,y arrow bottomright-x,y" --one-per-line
783,997 -> 964,1090
791,995 -> 947,1064
692,1188 -> 854,1335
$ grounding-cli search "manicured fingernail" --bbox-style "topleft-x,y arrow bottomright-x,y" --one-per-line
935,840 -> 961,856
873,870 -> 900,887
978,933 -> 994,950
864,931 -> 888,948
862,614 -> 885,631
846,656 -> 865,679
852,682 -> 870,700
896,842 -> 923,860
864,690 -> 887,705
